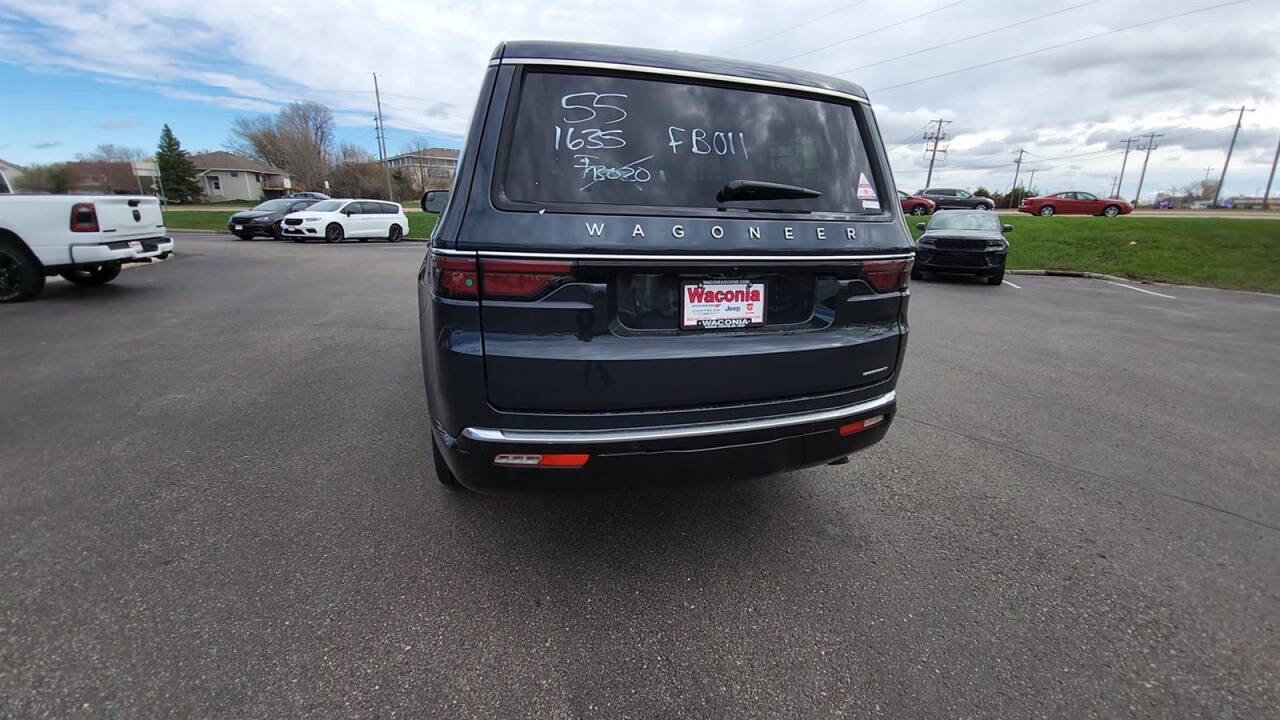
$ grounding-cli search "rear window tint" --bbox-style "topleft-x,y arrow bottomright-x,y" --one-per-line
501,71 -> 880,214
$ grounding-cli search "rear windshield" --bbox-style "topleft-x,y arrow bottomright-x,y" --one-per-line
928,211 -> 1001,232
501,71 -> 881,215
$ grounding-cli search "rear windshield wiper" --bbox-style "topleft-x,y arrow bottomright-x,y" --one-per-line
717,180 -> 823,203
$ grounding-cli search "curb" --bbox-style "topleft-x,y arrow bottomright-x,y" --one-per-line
1008,269 -> 1130,283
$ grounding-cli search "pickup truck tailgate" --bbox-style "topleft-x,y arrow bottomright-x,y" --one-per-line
94,196 -> 165,240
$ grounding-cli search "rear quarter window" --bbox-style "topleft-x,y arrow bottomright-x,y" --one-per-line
499,71 -> 882,216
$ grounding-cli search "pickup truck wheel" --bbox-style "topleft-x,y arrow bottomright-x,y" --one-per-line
325,223 -> 344,243
0,238 -> 46,302
60,262 -> 121,286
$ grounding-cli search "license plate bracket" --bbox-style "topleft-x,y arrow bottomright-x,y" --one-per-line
681,279 -> 765,330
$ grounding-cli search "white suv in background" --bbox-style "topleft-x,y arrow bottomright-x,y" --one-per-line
281,199 -> 409,243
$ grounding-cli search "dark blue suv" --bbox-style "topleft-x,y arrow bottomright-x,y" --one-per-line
418,41 -> 913,492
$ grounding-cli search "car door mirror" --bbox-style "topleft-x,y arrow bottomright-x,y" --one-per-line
915,222 -> 927,231
1002,224 -> 1013,233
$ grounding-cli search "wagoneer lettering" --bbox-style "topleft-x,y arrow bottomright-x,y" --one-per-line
419,41 -> 911,492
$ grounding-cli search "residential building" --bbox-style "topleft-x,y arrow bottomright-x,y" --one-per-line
383,148 -> 459,189
190,151 -> 292,201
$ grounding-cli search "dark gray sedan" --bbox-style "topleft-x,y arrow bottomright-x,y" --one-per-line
227,198 -> 320,240
918,187 -> 996,211
913,210 -> 1010,285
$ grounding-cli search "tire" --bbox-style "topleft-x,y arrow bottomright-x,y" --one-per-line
987,271 -> 1005,286
1102,205 -> 1120,217
325,223 -> 344,243
432,438 -> 461,489
59,262 -> 121,287
0,237 -> 46,302
388,224 -> 403,243
909,205 -> 927,216
271,221 -> 284,240
975,203 -> 989,211
1038,205 -> 1055,217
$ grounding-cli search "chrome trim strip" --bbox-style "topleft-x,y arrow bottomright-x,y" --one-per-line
430,248 -> 913,262
461,391 -> 895,445
496,57 -> 872,105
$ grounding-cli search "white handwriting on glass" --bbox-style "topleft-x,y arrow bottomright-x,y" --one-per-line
555,92 -> 628,151
574,154 -> 653,190
667,127 -> 748,157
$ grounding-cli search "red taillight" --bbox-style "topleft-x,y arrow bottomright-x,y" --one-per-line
861,258 -> 912,292
838,415 -> 884,436
70,203 -> 99,233
431,255 -> 479,298
493,453 -> 590,468
480,259 -> 573,299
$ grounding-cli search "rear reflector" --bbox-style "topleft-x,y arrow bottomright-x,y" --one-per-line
494,453 -> 590,468
838,415 -> 884,436
861,258 -> 912,292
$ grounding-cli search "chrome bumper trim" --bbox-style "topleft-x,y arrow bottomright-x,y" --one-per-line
461,391 -> 895,445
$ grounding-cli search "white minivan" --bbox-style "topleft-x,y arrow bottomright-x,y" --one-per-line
281,199 -> 409,243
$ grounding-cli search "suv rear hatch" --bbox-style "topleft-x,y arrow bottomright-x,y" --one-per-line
457,67 -> 909,412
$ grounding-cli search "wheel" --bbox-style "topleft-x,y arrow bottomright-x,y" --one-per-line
1038,205 -> 1055,217
325,223 -> 344,243
432,438 -> 461,489
59,262 -> 121,286
987,271 -> 1005,286
388,224 -> 403,243
976,203 -> 989,211
0,237 -> 46,302
909,204 -> 926,216
1102,205 -> 1120,217
271,221 -> 284,240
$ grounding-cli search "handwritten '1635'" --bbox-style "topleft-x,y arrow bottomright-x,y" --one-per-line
555,92 -> 629,150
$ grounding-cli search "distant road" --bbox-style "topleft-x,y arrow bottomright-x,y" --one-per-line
994,208 -> 1279,220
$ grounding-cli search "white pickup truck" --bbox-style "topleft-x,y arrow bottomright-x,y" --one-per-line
0,168 -> 174,302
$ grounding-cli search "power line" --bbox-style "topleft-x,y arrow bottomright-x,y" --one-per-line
719,1 -> 869,53
774,0 -> 970,64
869,0 -> 1251,93
833,0 -> 1104,75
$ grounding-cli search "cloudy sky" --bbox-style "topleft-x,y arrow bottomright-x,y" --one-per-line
2,0 -> 1277,200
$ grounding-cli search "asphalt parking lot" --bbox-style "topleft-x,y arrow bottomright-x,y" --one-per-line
3,233 -> 1278,718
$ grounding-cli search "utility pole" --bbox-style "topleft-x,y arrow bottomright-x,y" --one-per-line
1263,130 -> 1280,210
1026,169 -> 1037,196
1132,132 -> 1162,206
923,118 -> 951,189
1212,105 -> 1256,208
1009,149 -> 1025,208
1108,175 -> 1118,198
1115,137 -> 1137,198
373,72 -> 394,201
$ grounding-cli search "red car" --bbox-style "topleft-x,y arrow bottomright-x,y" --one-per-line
1019,191 -> 1133,217
898,190 -> 936,216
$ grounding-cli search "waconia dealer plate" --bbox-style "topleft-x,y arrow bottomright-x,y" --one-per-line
681,279 -> 765,329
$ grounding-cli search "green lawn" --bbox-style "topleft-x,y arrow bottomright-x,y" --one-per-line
911,216 -> 1280,293
162,210 -> 438,240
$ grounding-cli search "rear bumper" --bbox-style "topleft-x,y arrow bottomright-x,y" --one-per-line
69,236 -> 174,264
436,391 -> 897,492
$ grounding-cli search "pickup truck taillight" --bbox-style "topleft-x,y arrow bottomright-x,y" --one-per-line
70,203 -> 99,232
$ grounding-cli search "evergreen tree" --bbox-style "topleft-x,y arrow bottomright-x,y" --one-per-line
155,124 -> 202,203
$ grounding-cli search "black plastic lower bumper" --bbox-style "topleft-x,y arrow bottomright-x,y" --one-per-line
434,396 -> 896,493
916,250 -> 1007,276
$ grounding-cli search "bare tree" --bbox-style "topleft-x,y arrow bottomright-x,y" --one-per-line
77,144 -> 144,163
228,101 -> 334,191
328,143 -> 384,198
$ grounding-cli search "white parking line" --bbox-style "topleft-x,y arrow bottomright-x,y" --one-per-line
1104,280 -> 1176,299
1002,280 -> 1021,289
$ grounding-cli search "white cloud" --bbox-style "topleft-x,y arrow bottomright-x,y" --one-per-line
1,0 -> 1277,199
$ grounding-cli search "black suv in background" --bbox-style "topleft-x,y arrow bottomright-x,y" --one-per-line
918,187 -> 995,211
913,210 -> 1010,285
418,42 -> 913,493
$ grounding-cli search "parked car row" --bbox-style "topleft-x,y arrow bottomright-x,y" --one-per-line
895,186 -> 1134,218
227,197 -> 410,243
